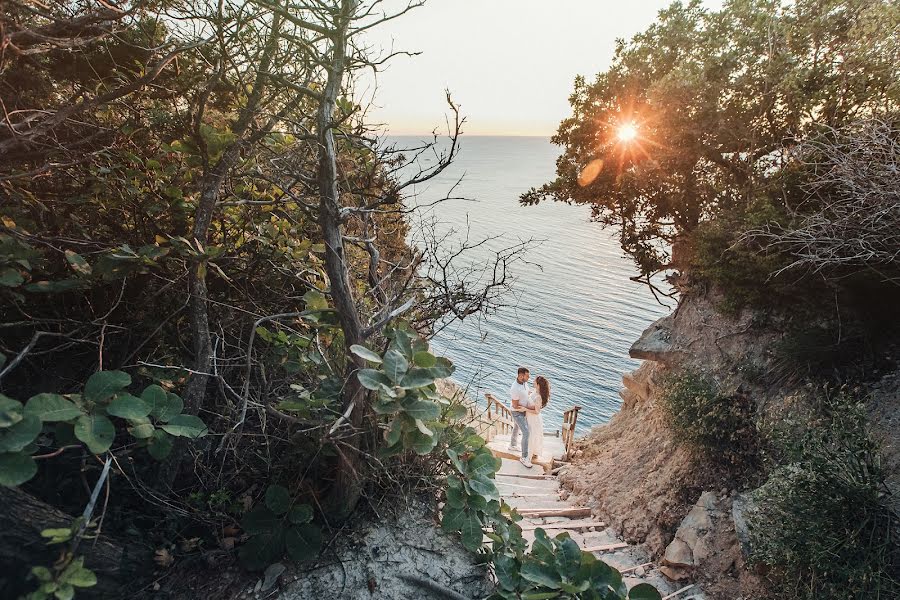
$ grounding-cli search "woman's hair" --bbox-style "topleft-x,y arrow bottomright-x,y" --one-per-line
535,376 -> 550,408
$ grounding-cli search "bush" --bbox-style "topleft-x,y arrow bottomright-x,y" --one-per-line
689,199 -> 795,314
660,370 -> 757,467
749,390 -> 900,599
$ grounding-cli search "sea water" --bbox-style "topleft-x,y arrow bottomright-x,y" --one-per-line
393,135 -> 670,433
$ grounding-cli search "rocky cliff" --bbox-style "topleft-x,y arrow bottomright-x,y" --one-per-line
559,288 -> 900,599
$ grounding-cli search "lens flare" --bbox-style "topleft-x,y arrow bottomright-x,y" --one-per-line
617,123 -> 638,142
577,158 -> 604,187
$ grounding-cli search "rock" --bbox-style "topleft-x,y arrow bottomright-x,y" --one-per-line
663,538 -> 693,568
633,566 -> 646,577
622,369 -> 650,400
659,565 -> 691,581
731,493 -> 753,558
261,563 -> 285,591
629,316 -> 682,364
662,491 -> 721,571
618,388 -> 640,409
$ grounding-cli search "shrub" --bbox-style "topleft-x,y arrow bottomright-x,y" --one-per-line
749,390 -> 900,599
690,199 -> 795,314
660,370 -> 757,467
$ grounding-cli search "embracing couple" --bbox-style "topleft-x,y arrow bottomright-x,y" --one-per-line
508,366 -> 550,468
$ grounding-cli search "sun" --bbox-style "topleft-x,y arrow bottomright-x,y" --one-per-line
617,122 -> 638,143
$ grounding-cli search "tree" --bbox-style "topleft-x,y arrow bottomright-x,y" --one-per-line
522,0 -> 900,280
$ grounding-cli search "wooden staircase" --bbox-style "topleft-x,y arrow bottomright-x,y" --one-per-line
477,393 -> 704,599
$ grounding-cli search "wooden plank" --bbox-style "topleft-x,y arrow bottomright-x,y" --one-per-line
582,542 -> 628,552
518,519 -> 607,531
662,584 -> 695,600
620,562 -> 653,574
496,472 -> 557,481
516,507 -> 593,518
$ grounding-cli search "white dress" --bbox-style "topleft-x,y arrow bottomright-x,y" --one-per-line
526,391 -> 544,460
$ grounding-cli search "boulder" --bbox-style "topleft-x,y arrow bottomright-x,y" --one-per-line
622,369 -> 650,400
661,491 -> 721,577
731,493 -> 753,558
629,316 -> 682,364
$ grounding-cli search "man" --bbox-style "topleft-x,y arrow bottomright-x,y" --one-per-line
508,366 -> 533,468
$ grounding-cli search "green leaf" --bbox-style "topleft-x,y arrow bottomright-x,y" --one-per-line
493,554 -> 520,590
412,351 -> 437,368
468,476 -> 500,501
406,429 -> 438,455
55,583 -> 75,600
288,504 -> 314,525
0,394 -> 24,428
460,511 -> 483,551
0,413 -> 41,452
403,399 -> 440,421
383,416 -> 403,446
242,505 -> 279,534
265,485 -> 291,515
349,345 -> 382,364
83,371 -> 131,403
0,452 -> 37,486
441,507 -> 465,533
382,349 -> 409,383
66,566 -> 97,588
521,593 -> 561,600
25,394 -> 82,422
0,267 -> 24,287
238,530 -> 284,571
140,385 -> 167,414
159,414 -> 208,438
285,523 -> 322,562
520,561 -> 561,589
106,394 -> 152,419
446,485 -> 466,509
303,289 -> 329,311
357,369 -> 391,391
628,583 -> 662,600
74,414 -> 115,454
147,430 -> 173,460
127,422 -> 155,439
150,392 -> 183,422
467,451 -> 501,479
399,368 -> 437,389
64,250 -> 93,276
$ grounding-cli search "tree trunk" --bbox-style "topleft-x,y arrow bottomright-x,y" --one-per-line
0,487 -> 151,598
317,2 -> 368,519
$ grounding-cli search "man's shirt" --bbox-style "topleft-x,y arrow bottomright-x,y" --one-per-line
510,380 -> 531,412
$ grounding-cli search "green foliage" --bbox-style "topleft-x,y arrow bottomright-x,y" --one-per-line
23,556 -> 97,600
237,485 -> 322,571
524,0 -> 900,277
355,323 -> 454,457
660,370 -> 757,466
22,520 -> 97,600
749,389 -> 899,599
690,200 -> 794,313
0,372 -> 208,487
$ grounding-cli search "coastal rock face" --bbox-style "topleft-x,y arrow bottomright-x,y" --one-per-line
559,289 -> 777,599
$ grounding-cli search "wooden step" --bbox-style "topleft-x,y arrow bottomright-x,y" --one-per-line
516,507 -> 593,518
496,472 -> 557,481
518,519 -> 607,532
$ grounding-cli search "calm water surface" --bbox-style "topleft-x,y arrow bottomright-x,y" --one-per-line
394,136 -> 669,433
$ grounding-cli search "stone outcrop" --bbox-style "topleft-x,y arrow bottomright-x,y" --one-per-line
659,492 -> 722,580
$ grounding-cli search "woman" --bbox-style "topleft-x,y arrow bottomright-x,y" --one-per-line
526,376 -> 550,460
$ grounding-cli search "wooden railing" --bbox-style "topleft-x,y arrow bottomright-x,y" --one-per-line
561,405 -> 581,456
484,393 -> 514,437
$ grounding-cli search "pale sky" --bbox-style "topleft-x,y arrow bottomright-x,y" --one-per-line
360,0 -> 722,136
